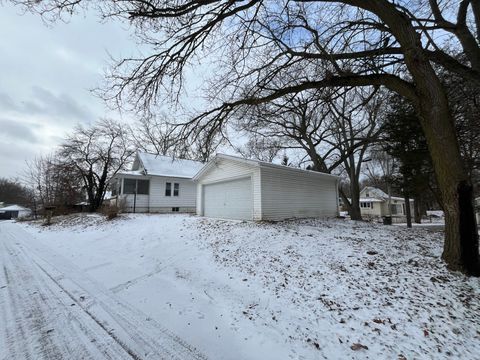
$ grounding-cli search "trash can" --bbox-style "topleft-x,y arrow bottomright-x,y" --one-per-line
383,216 -> 392,225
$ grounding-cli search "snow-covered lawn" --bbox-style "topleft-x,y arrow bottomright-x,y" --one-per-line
19,214 -> 480,359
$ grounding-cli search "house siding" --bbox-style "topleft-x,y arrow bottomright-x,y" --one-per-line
260,167 -> 338,221
118,176 -> 196,213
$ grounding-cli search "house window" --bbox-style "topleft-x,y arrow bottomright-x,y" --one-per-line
360,202 -> 372,208
123,179 -> 149,195
390,204 -> 398,215
137,180 -> 149,195
174,183 -> 179,196
172,207 -> 179,212
111,179 -> 119,196
165,182 -> 172,196
123,179 -> 137,194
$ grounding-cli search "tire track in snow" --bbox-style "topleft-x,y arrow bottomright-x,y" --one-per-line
0,222 -> 207,360
0,232 -> 133,360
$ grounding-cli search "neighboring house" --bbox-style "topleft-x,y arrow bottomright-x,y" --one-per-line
358,186 -> 413,219
110,152 -> 204,213
194,154 -> 339,221
0,205 -> 32,220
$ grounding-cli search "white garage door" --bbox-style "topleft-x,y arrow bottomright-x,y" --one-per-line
203,177 -> 253,220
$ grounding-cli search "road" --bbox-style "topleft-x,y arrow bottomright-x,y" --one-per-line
0,221 -> 206,360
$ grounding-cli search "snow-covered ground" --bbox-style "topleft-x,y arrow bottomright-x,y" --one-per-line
3,214 -> 480,359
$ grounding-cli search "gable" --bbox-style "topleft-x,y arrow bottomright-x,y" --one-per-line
195,158 -> 258,183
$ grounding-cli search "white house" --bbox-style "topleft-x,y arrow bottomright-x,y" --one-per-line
110,152 -> 204,213
358,186 -> 414,219
0,205 -> 32,219
194,154 -> 339,221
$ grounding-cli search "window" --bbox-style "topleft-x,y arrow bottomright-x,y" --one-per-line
123,179 -> 136,194
137,180 -> 149,195
172,207 -> 179,212
165,182 -> 172,196
174,183 -> 179,196
390,204 -> 398,215
111,179 -> 119,196
123,179 -> 149,195
360,202 -> 372,209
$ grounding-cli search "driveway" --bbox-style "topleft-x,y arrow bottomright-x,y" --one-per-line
0,221 -> 205,360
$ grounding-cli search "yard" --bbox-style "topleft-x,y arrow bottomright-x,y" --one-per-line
2,214 -> 479,359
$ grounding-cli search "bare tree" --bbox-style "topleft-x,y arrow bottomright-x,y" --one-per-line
235,136 -> 283,163
12,0 -> 480,274
0,178 -> 33,206
323,90 -> 383,220
133,114 -> 189,158
24,154 -> 84,213
59,119 -> 135,212
236,88 -> 382,220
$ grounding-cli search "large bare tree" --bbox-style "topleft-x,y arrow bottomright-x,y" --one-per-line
11,0 -> 480,274
236,88 -> 382,220
59,119 -> 135,212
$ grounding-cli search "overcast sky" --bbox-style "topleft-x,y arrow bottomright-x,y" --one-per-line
0,3 -> 139,180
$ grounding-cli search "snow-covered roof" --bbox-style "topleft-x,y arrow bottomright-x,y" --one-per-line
360,187 -> 411,202
194,153 -> 340,181
113,151 -> 204,179
359,198 -> 384,203
0,205 -> 30,212
137,152 -> 204,178
361,186 -> 389,199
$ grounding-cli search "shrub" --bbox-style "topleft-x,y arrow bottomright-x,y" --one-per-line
102,205 -> 119,220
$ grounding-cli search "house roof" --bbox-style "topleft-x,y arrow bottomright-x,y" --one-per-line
360,186 -> 411,202
194,153 -> 340,181
359,198 -> 384,203
138,152 -> 204,178
115,152 -> 204,179
0,205 -> 30,212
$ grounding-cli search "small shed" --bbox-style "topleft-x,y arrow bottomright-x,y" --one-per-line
194,154 -> 339,221
0,205 -> 32,219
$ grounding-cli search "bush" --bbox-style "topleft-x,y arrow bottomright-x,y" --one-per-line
102,205 -> 119,220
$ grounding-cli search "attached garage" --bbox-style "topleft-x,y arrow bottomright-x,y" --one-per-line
194,154 -> 339,221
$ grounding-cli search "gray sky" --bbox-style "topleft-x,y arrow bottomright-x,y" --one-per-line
0,3 -> 137,179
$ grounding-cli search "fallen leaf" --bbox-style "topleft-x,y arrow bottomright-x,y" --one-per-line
351,343 -> 368,351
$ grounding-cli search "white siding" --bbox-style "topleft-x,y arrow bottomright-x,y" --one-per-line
260,167 -> 338,221
359,202 -> 384,217
196,159 -> 262,219
148,177 -> 196,211
122,194 -> 149,212
118,175 -> 196,213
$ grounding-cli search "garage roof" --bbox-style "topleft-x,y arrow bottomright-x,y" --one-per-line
194,153 -> 340,181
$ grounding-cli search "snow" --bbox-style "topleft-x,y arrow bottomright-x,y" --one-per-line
358,198 -> 384,203
4,214 -> 480,359
0,219 -> 205,360
138,152 -> 204,178
426,210 -> 445,218
0,205 -> 30,211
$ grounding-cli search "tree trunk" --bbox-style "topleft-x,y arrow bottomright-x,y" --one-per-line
404,194 -> 412,228
414,198 -> 422,224
349,180 -> 362,221
365,0 -> 480,275
416,88 -> 480,275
